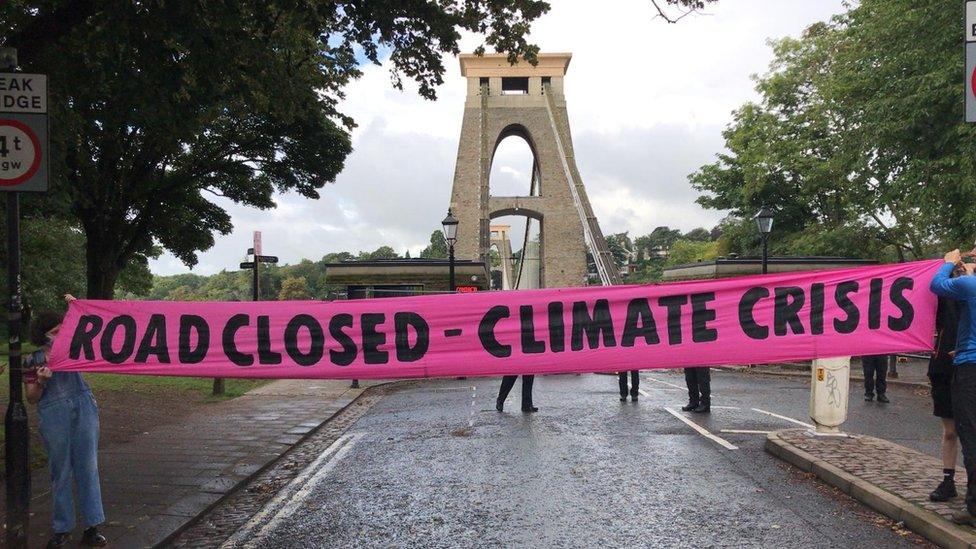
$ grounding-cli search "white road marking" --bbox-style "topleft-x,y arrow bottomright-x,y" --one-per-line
468,385 -> 477,427
751,408 -> 814,429
664,407 -> 738,450
640,376 -> 687,391
222,432 -> 364,548
710,405 -> 740,410
720,429 -> 773,435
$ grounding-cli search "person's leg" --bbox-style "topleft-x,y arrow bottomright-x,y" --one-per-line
72,393 -> 105,530
862,358 -> 876,399
521,375 -> 536,411
700,368 -> 711,402
39,401 -> 77,534
684,367 -> 699,407
932,417 -> 960,501
951,367 -> 976,519
876,357 -> 889,401
630,371 -> 640,399
618,372 -> 628,400
496,376 -> 517,411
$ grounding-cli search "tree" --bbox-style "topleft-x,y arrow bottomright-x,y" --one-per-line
665,240 -> 719,267
361,246 -> 398,260
278,276 -> 312,300
682,228 -> 711,242
2,1 -> 550,298
605,232 -> 632,270
420,231 -> 449,259
691,0 -> 976,262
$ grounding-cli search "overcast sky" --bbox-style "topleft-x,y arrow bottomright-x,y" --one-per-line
150,0 -> 846,276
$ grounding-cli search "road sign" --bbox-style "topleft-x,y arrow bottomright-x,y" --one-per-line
0,73 -> 46,114
240,262 -> 255,269
0,114 -> 47,191
253,231 -> 262,256
256,255 -> 278,263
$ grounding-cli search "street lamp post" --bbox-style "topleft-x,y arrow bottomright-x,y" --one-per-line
754,206 -> 774,275
442,209 -> 459,292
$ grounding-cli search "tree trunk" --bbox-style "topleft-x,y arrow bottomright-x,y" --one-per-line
85,233 -> 121,299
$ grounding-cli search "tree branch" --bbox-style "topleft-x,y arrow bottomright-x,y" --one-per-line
650,0 -> 703,24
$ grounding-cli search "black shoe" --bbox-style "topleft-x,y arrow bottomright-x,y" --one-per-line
495,398 -> 504,412
692,403 -> 710,413
877,394 -> 889,403
521,406 -> 539,413
46,533 -> 71,548
620,396 -> 627,402
681,403 -> 699,412
930,478 -> 958,502
631,395 -> 638,402
81,527 -> 107,547
865,394 -> 874,402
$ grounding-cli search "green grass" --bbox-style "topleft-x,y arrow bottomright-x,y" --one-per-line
0,349 -> 269,474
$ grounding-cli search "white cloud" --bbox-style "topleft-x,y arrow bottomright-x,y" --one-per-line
151,0 -> 846,275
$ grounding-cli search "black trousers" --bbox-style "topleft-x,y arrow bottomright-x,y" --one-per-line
862,355 -> 888,396
684,367 -> 710,405
498,375 -> 535,410
953,366 -> 976,513
618,371 -> 639,398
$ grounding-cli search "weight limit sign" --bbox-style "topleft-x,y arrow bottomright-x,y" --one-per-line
0,115 -> 47,192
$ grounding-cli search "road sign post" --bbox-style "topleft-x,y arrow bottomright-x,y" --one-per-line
1,47 -> 46,549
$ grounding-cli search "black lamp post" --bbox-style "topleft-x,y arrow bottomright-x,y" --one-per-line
442,209 -> 459,292
754,206 -> 774,274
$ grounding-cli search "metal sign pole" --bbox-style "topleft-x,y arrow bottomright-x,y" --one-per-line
5,191 -> 29,548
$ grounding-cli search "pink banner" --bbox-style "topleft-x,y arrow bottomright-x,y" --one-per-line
48,260 -> 941,379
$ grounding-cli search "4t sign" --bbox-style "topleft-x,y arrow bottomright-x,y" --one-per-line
0,119 -> 42,186
0,72 -> 47,192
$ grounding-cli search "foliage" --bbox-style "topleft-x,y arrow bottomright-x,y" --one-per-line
691,0 -> 976,261
278,276 -> 312,300
359,246 -> 399,260
605,232 -> 633,270
665,240 -> 719,267
419,230 -> 449,259
1,0 -> 549,298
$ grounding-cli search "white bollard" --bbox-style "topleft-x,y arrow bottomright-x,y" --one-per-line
809,356 -> 851,436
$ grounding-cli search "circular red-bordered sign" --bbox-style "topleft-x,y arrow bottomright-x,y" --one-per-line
971,66 -> 976,99
0,118 -> 42,186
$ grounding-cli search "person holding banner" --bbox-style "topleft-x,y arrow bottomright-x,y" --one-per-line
681,366 -> 710,413
24,301 -> 107,548
618,370 -> 639,402
931,249 -> 976,525
496,375 -> 537,413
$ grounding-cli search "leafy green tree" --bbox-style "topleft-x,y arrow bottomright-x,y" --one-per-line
278,276 -> 312,300
420,231 -> 449,259
682,228 -> 711,242
361,246 -> 399,260
2,1 -> 550,298
691,0 -> 976,261
665,240 -> 719,267
605,232 -> 632,270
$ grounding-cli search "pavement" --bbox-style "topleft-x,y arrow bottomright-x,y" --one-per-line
188,371 -> 933,548
767,430 -> 976,549
17,378 -> 383,548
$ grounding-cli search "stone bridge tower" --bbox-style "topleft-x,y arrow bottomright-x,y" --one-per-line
448,52 -> 620,288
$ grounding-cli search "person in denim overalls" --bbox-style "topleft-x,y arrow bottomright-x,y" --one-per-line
25,305 -> 106,548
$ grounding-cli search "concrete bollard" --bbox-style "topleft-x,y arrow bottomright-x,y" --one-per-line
809,356 -> 851,436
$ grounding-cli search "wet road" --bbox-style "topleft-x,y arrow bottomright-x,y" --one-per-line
233,370 -> 935,548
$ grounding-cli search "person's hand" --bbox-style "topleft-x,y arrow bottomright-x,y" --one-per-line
37,366 -> 52,382
63,294 -> 76,303
945,249 -> 962,264
950,351 -> 958,358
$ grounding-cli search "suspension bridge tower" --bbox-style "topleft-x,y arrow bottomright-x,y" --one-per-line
448,52 -> 620,288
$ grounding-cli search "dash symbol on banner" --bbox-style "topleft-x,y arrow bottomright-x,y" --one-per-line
444,329 -> 463,337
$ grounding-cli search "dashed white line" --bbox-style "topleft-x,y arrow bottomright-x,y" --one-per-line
720,429 -> 773,435
640,376 -> 687,391
751,408 -> 814,429
664,407 -> 738,450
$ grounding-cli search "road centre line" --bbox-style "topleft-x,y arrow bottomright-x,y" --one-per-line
223,432 -> 363,548
663,407 -> 738,450
751,407 -> 814,429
